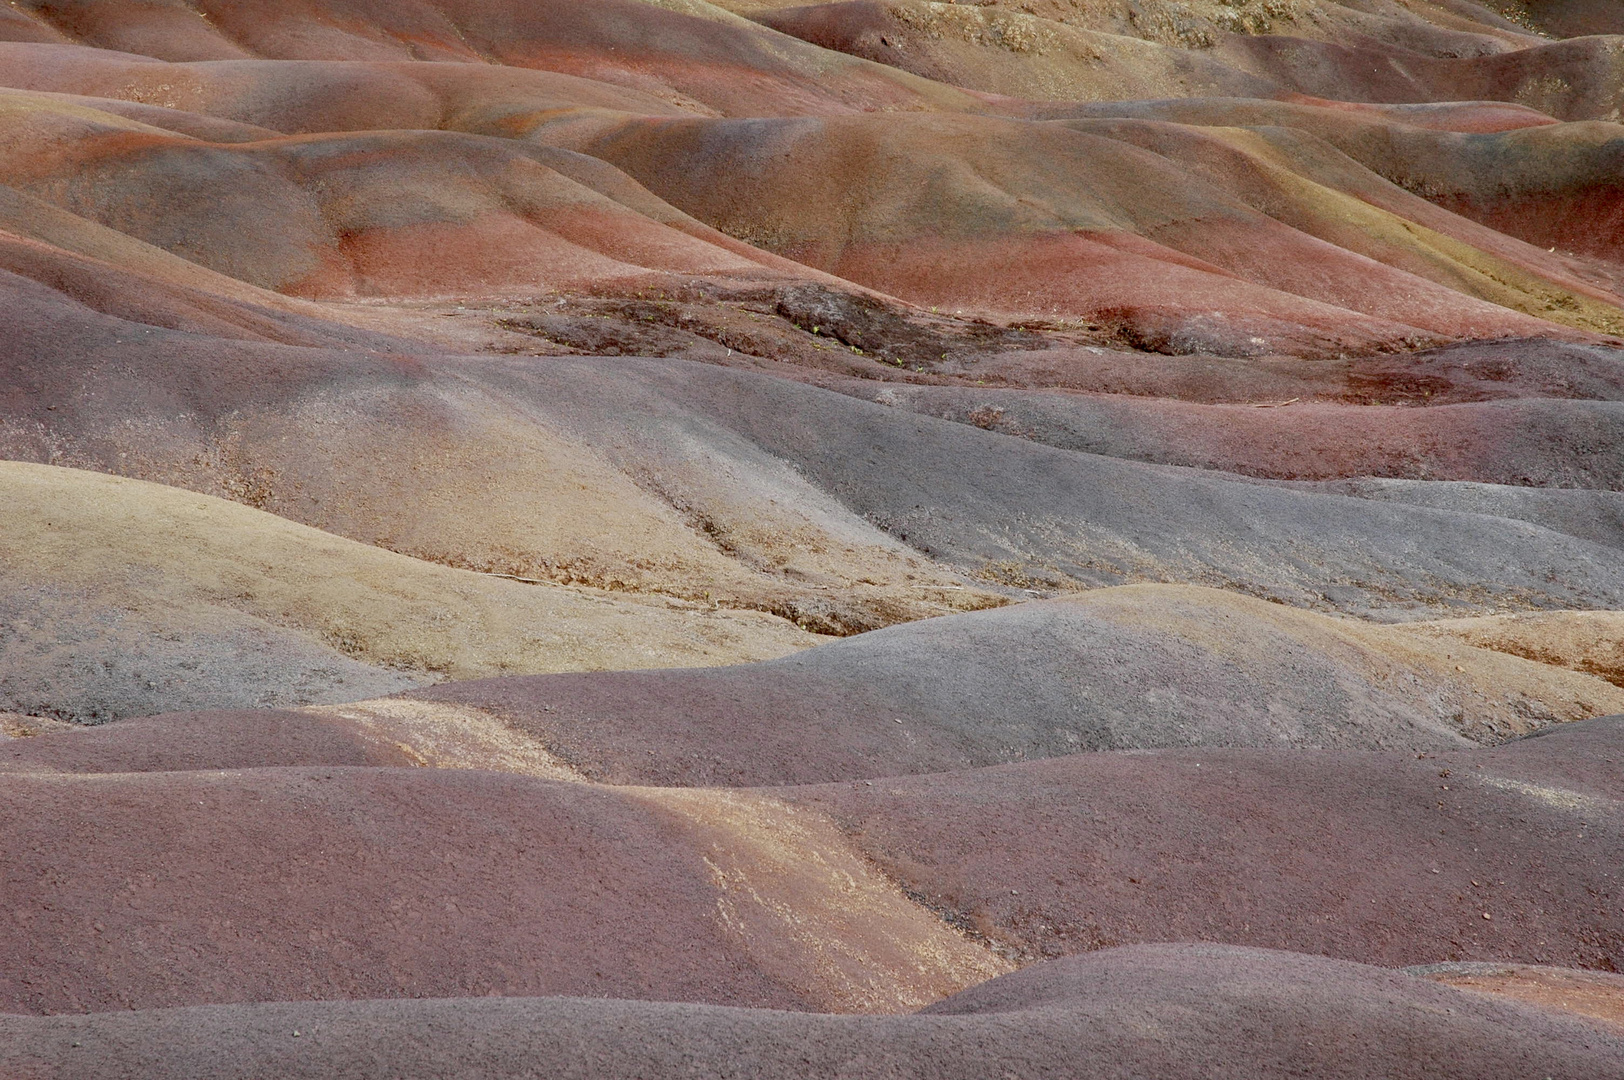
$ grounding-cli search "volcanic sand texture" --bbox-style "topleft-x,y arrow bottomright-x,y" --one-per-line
1508,0 -> 1624,39
0,709 -> 423,773
838,380 -> 1624,489
0,0 -> 985,116
12,583 -> 1622,778
0,264 -> 999,637
0,44 -> 705,133
6,44 -> 1624,352
1,946 -> 1620,1080
781,717 -> 1624,971
1415,961 -> 1624,1032
11,583 -> 1624,781
514,356 -> 1624,615
751,0 -> 1286,103
7,30 -> 1619,639
746,0 -> 1557,108
64,342 -> 1624,617
21,255 -> 1624,627
572,110 -> 1624,350
919,334 -> 1624,406
745,0 -> 1624,124
4,701 -> 1623,1014
734,0 -> 1545,56
3,3 -> 1624,1069
0,760 -> 1009,1015
0,461 -> 823,721
1411,610 -> 1624,688
1248,476 -> 1624,562
1062,105 -> 1624,279
414,585 -> 1624,786
0,101 -> 791,298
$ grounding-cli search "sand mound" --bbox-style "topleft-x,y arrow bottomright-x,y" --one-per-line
573,110 -> 1624,347
753,0 -> 1283,102
0,103 -> 791,297
15,254 -> 1624,626
1509,0 -> 1624,38
0,709 -> 414,773
1215,33 -> 1624,122
518,356 -> 1624,613
1032,98 -> 1624,272
0,763 -> 1005,1014
1259,478 -> 1624,551
915,334 -> 1624,405
0,461 -> 821,721
7,2 -> 1624,1073
8,50 -> 1622,346
3,945 -> 1619,1078
13,282 -> 1624,617
835,382 -> 1624,488
4,704 -> 1623,1018
746,0 -> 1624,122
744,0 -> 1546,55
750,0 -> 1556,104
0,264 -> 997,636
403,584 -> 1624,785
0,43 -> 703,132
0,0 -> 980,116
14,583 -> 1622,779
782,716 -> 1624,970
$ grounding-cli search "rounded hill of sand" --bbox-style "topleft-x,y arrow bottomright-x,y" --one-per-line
2,705 -> 1621,1014
0,461 -> 822,721
2,946 -> 1619,1079
409,583 -> 1624,785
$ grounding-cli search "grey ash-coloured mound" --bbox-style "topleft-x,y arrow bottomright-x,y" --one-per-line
469,356 -> 1624,616
1,944 -> 1619,1080
16,583 -> 1620,785
0,585 -> 425,723
10,267 -> 1624,627
414,583 -> 1624,785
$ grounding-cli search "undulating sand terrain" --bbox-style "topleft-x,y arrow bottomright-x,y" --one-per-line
3,1 -> 1624,1076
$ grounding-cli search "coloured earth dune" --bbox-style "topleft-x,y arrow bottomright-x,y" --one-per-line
3,1 -> 1624,1076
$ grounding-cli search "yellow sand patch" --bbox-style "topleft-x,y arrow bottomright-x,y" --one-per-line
1474,775 -> 1609,816
638,786 -> 1015,1011
1421,967 -> 1624,1033
1,461 -> 823,678
1408,611 -> 1624,689
1063,585 -> 1624,739
0,713 -> 77,739
303,698 -> 582,780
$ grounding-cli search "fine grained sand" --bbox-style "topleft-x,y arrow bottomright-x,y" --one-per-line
5,1 -> 1624,1075
0,461 -> 824,721
2,946 -> 1621,1079
2,715 -> 1622,1012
